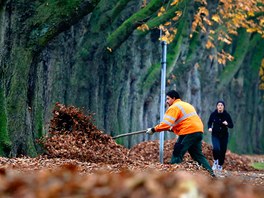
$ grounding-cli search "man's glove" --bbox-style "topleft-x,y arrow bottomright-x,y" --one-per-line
146,128 -> 155,135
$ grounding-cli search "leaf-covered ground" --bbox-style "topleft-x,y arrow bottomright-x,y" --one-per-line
0,103 -> 263,197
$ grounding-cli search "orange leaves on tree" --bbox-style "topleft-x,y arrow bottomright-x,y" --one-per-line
191,6 -> 209,38
199,6 -> 209,17
189,0 -> 263,64
158,8 -> 181,44
205,40 -> 215,49
164,21 -> 172,26
226,23 -> 238,35
247,11 -> 255,17
172,11 -> 182,21
141,0 -> 262,66
217,0 -> 264,37
159,25 -> 177,43
260,18 -> 264,26
137,24 -> 150,32
157,6 -> 166,17
259,59 -> 264,90
170,0 -> 180,6
138,5 -> 181,44
195,0 -> 207,6
206,32 -> 216,49
217,50 -> 234,65
218,31 -> 232,45
212,14 -> 222,24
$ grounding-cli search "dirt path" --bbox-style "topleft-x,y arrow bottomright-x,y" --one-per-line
215,170 -> 264,186
216,155 -> 264,186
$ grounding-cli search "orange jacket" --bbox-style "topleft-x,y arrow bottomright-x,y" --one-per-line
154,99 -> 204,135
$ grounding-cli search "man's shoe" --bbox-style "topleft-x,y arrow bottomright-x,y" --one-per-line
170,155 -> 180,164
211,173 -> 217,178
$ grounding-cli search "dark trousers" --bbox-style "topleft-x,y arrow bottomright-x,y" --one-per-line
211,134 -> 228,165
171,132 -> 214,175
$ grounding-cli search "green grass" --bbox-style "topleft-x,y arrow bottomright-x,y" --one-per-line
251,162 -> 264,170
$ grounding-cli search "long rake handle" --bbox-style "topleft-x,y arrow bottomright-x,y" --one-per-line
112,130 -> 146,139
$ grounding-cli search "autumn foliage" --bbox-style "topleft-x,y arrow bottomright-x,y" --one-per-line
138,0 -> 264,65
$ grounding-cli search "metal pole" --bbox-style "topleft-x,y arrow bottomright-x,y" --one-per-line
159,41 -> 167,163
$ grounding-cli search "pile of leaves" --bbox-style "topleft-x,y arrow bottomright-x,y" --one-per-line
38,103 -> 131,164
38,102 -> 254,172
128,140 -> 255,171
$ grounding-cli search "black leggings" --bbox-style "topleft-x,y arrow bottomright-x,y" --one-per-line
211,134 -> 229,165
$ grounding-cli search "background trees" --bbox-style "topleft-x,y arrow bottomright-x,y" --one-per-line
0,0 -> 263,156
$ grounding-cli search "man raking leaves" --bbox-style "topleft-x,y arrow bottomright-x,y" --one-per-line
146,90 -> 216,177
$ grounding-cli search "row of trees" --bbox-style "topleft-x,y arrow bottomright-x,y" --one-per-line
0,0 -> 263,156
